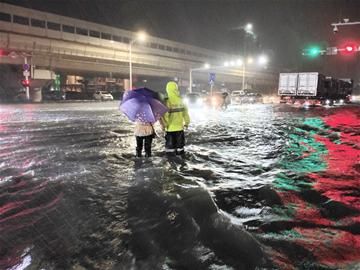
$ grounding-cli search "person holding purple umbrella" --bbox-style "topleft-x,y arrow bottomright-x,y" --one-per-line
134,121 -> 155,157
119,87 -> 168,158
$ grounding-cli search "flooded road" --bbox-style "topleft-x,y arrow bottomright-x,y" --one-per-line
0,102 -> 359,270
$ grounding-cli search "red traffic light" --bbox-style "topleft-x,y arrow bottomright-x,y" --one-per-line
340,43 -> 358,55
0,49 -> 9,56
345,45 -> 354,52
21,79 -> 30,87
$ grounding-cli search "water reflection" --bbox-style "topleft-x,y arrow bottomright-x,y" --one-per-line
0,102 -> 359,269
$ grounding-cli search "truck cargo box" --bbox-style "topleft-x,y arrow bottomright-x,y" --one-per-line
297,72 -> 326,97
278,73 -> 298,96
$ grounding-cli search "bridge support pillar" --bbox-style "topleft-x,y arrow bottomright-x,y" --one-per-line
124,79 -> 130,90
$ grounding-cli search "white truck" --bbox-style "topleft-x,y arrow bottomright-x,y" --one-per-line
278,72 -> 352,105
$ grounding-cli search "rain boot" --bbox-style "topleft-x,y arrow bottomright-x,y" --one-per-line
176,149 -> 185,157
144,135 -> 153,158
136,136 -> 143,158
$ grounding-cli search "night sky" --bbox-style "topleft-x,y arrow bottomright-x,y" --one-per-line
2,0 -> 360,80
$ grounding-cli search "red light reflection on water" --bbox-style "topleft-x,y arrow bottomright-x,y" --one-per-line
267,108 -> 359,269
0,177 -> 63,269
294,228 -> 360,267
312,110 -> 359,210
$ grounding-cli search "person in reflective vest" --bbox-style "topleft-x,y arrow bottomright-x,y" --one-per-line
161,81 -> 190,155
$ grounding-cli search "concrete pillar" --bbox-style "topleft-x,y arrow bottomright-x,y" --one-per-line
124,79 -> 130,90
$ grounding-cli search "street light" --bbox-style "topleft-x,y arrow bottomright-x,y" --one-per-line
129,31 -> 147,90
189,63 -> 211,93
245,23 -> 253,34
257,55 -> 268,65
242,23 -> 255,89
223,54 -> 268,90
189,53 -> 269,93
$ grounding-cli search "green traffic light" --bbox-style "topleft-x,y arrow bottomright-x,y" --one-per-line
309,47 -> 321,57
302,45 -> 323,58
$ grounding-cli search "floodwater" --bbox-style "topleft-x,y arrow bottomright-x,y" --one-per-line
0,102 -> 359,270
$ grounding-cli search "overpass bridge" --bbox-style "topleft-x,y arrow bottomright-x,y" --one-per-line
0,3 -> 276,91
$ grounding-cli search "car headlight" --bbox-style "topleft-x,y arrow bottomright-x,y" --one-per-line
325,99 -> 330,105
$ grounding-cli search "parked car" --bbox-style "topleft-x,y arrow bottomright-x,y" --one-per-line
93,91 -> 114,101
183,93 -> 203,107
231,90 -> 263,104
231,90 -> 245,105
42,90 -> 65,100
242,92 -> 263,104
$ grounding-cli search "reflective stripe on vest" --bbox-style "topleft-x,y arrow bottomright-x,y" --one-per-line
168,107 -> 185,113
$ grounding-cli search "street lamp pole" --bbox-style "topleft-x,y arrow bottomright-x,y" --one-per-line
129,40 -> 134,90
189,63 -> 210,93
242,23 -> 253,90
128,31 -> 147,90
242,63 -> 246,90
189,68 -> 193,93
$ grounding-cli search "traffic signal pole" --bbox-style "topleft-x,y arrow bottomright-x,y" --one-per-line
331,20 -> 360,30
24,57 -> 30,101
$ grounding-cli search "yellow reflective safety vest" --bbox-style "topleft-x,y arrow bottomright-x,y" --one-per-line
162,81 -> 190,132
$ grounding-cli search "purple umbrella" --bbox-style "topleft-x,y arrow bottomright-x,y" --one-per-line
122,87 -> 160,102
120,88 -> 168,123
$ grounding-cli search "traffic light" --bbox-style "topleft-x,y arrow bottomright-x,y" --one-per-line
309,47 -> 321,57
342,43 -> 357,54
21,79 -> 30,87
336,42 -> 358,55
345,45 -> 355,52
0,49 -> 9,57
302,46 -> 323,58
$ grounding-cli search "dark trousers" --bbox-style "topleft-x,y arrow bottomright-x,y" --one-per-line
136,135 -> 153,157
165,131 -> 185,155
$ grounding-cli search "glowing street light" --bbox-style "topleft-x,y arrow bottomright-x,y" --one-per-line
189,63 -> 212,93
129,31 -> 147,89
247,57 -> 254,64
136,31 -> 147,42
257,55 -> 268,65
245,23 -> 253,33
